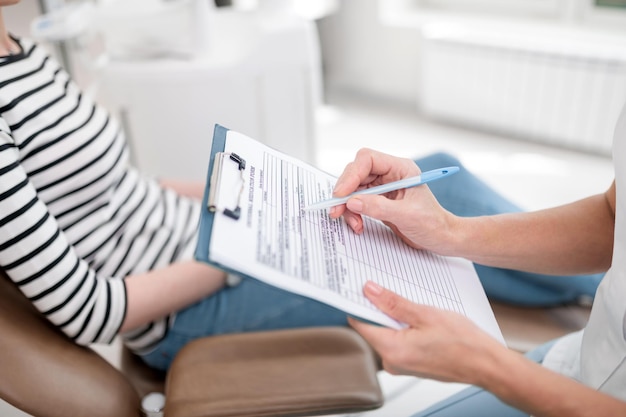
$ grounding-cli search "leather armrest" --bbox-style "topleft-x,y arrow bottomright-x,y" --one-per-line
0,275 -> 143,417
165,327 -> 384,417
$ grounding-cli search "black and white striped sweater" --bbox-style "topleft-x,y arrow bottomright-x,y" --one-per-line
0,36 -> 200,353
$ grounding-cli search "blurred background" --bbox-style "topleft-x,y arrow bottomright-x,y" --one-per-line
7,1 -> 625,183
2,0 -> 626,415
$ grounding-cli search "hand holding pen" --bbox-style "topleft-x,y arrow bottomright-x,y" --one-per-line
321,148 -> 460,254
304,166 -> 458,211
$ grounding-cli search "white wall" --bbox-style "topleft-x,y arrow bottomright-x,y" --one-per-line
316,0 -> 626,107
316,0 -> 626,156
317,0 -> 422,105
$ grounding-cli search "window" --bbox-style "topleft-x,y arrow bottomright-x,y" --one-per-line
595,0 -> 626,8
381,0 -> 626,29
416,0 -> 559,16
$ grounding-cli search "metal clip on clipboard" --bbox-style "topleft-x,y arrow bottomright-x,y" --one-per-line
208,152 -> 246,220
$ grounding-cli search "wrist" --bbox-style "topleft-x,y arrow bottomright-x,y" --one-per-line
441,215 -> 494,260
437,214 -> 469,257
472,345 -> 526,397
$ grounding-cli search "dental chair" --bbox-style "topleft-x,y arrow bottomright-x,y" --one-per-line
0,273 -> 383,417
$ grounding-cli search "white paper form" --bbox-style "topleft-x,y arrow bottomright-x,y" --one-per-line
208,130 -> 504,344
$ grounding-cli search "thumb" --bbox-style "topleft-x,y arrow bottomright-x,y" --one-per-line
363,281 -> 423,326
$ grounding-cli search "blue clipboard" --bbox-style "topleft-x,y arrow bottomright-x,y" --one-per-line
194,124 -> 226,265
194,124 -> 247,272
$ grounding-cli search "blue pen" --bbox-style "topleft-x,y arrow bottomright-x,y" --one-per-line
303,166 -> 460,211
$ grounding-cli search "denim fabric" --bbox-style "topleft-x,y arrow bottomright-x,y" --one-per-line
411,340 -> 557,417
140,277 -> 348,370
415,153 -> 603,306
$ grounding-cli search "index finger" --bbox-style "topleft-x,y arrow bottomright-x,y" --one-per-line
333,149 -> 407,196
331,149 -> 419,217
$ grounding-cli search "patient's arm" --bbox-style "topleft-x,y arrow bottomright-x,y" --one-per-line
159,178 -> 206,200
120,260 -> 226,333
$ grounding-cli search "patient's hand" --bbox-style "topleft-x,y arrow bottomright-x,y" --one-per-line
159,178 -> 205,200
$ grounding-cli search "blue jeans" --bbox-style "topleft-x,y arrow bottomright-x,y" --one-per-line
411,340 -> 557,417
415,152 -> 603,306
141,278 -> 348,370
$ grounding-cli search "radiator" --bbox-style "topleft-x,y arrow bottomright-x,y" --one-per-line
419,24 -> 626,156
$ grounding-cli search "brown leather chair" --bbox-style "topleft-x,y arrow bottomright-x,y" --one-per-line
0,274 -> 145,417
0,273 -> 383,417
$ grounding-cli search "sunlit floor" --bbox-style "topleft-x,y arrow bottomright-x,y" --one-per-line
1,92 -> 614,417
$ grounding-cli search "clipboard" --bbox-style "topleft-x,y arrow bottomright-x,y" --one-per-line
193,124 -> 504,342
195,124 -> 246,270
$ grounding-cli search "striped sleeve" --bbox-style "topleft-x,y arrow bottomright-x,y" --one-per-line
0,119 -> 126,345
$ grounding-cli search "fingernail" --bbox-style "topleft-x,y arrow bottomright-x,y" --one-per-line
347,198 -> 363,213
365,281 -> 383,295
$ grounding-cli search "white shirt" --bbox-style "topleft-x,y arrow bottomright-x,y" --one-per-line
542,102 -> 626,401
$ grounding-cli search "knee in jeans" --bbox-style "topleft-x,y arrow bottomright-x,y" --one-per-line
414,152 -> 463,170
